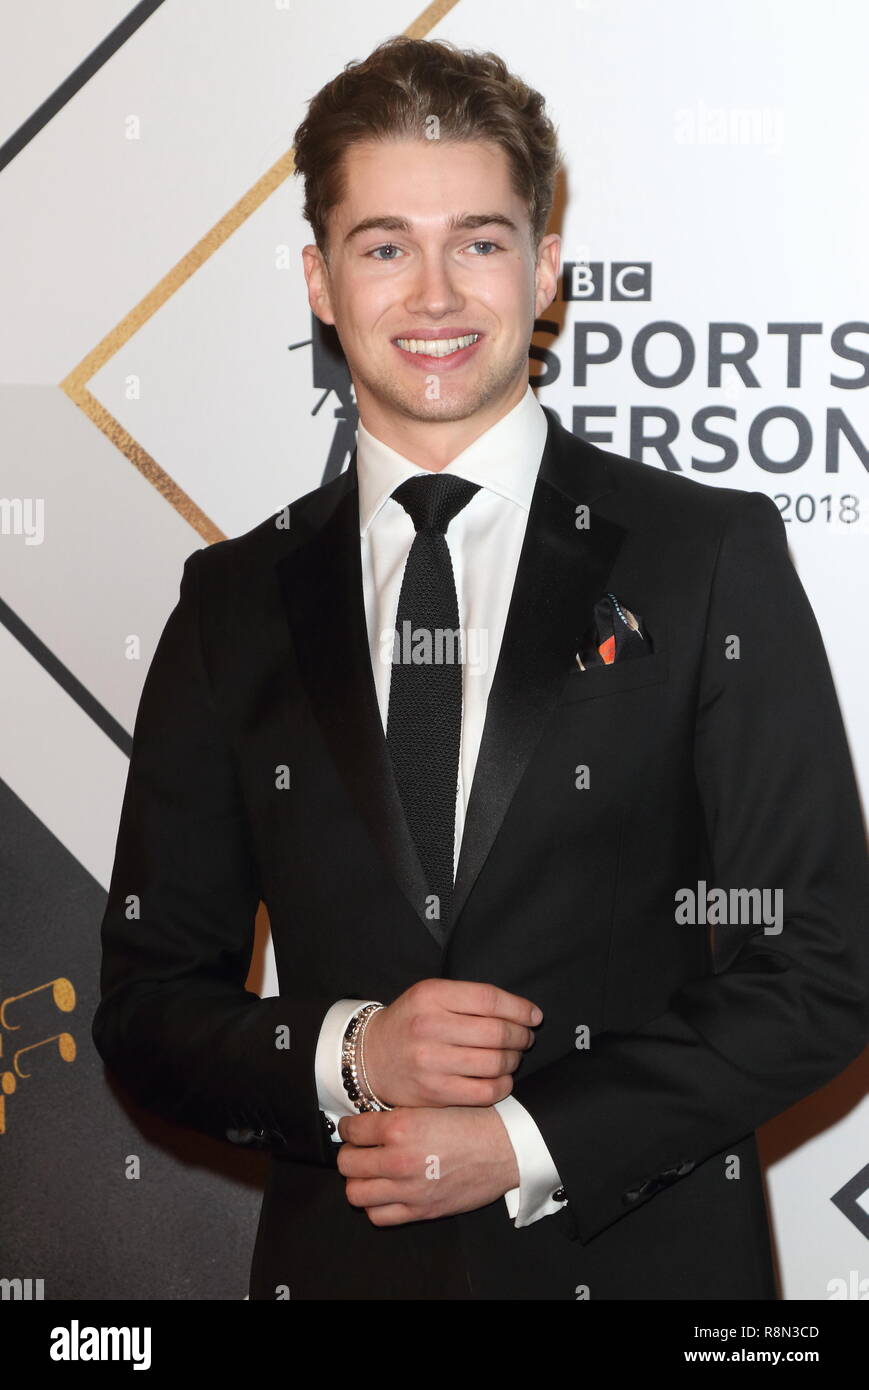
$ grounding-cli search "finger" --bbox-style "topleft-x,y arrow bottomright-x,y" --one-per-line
337,1111 -> 387,1146
365,1204 -> 414,1227
441,1015 -> 536,1050
438,980 -> 542,1026
344,1177 -> 404,1208
415,1014 -> 535,1051
337,1143 -> 396,1179
444,1045 -> 524,1078
426,1072 -> 514,1106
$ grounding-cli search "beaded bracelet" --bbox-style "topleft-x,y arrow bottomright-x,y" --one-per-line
357,1004 -> 393,1111
341,1003 -> 393,1113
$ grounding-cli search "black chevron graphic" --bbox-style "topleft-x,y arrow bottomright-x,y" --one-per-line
0,0 -> 167,174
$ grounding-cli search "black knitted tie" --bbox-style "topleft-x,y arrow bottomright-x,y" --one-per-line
386,473 -> 481,928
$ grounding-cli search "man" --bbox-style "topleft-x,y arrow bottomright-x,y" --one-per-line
93,36 -> 869,1300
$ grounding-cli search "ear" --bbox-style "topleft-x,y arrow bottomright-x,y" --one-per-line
534,233 -> 561,317
302,243 -> 336,326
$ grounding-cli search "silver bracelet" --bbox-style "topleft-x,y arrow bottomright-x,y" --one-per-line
357,1003 -> 393,1111
341,1003 -> 387,1112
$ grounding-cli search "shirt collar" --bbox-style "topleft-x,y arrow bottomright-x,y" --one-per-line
355,384 -> 548,537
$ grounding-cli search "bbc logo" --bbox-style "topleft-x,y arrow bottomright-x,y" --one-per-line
562,262 -> 652,301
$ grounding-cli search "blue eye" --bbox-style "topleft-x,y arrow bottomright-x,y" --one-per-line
367,239 -> 502,260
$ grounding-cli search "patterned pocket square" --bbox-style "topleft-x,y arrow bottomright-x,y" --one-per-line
575,592 -> 648,670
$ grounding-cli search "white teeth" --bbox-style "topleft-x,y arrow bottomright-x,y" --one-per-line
395,333 -> 480,357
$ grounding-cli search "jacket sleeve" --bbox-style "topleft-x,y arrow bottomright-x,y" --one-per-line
510,490 -> 869,1244
92,546 -> 337,1167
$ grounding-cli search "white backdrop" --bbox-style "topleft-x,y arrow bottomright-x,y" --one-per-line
1,0 -> 865,1299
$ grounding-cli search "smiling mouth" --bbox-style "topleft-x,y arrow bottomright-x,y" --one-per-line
393,332 -> 481,358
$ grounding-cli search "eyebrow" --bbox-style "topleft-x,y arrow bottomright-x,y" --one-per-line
343,212 -> 520,244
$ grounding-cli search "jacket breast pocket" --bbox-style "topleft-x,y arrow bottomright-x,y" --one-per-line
557,648 -> 669,704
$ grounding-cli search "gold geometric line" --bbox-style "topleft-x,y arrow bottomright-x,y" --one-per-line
60,149 -> 297,400
403,0 -> 462,37
60,145 -> 298,543
76,388 -> 226,544
59,0 -> 462,544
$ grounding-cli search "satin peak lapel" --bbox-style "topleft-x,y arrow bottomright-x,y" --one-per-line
275,451 -> 443,950
446,409 -> 625,939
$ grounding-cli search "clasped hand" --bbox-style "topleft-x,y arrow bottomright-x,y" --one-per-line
336,979 -> 542,1225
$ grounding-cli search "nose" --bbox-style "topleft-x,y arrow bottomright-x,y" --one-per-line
404,248 -> 464,318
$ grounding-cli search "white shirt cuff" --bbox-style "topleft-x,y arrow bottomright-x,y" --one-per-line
494,1095 -> 567,1227
314,998 -> 379,1143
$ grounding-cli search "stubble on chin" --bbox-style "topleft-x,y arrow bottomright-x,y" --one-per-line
353,346 -> 529,425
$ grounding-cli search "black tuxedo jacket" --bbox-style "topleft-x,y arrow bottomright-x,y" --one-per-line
93,406 -> 869,1300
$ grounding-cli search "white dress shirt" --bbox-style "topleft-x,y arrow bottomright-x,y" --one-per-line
313,384 -> 567,1227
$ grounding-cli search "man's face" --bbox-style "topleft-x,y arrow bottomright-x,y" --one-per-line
302,137 -> 560,431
